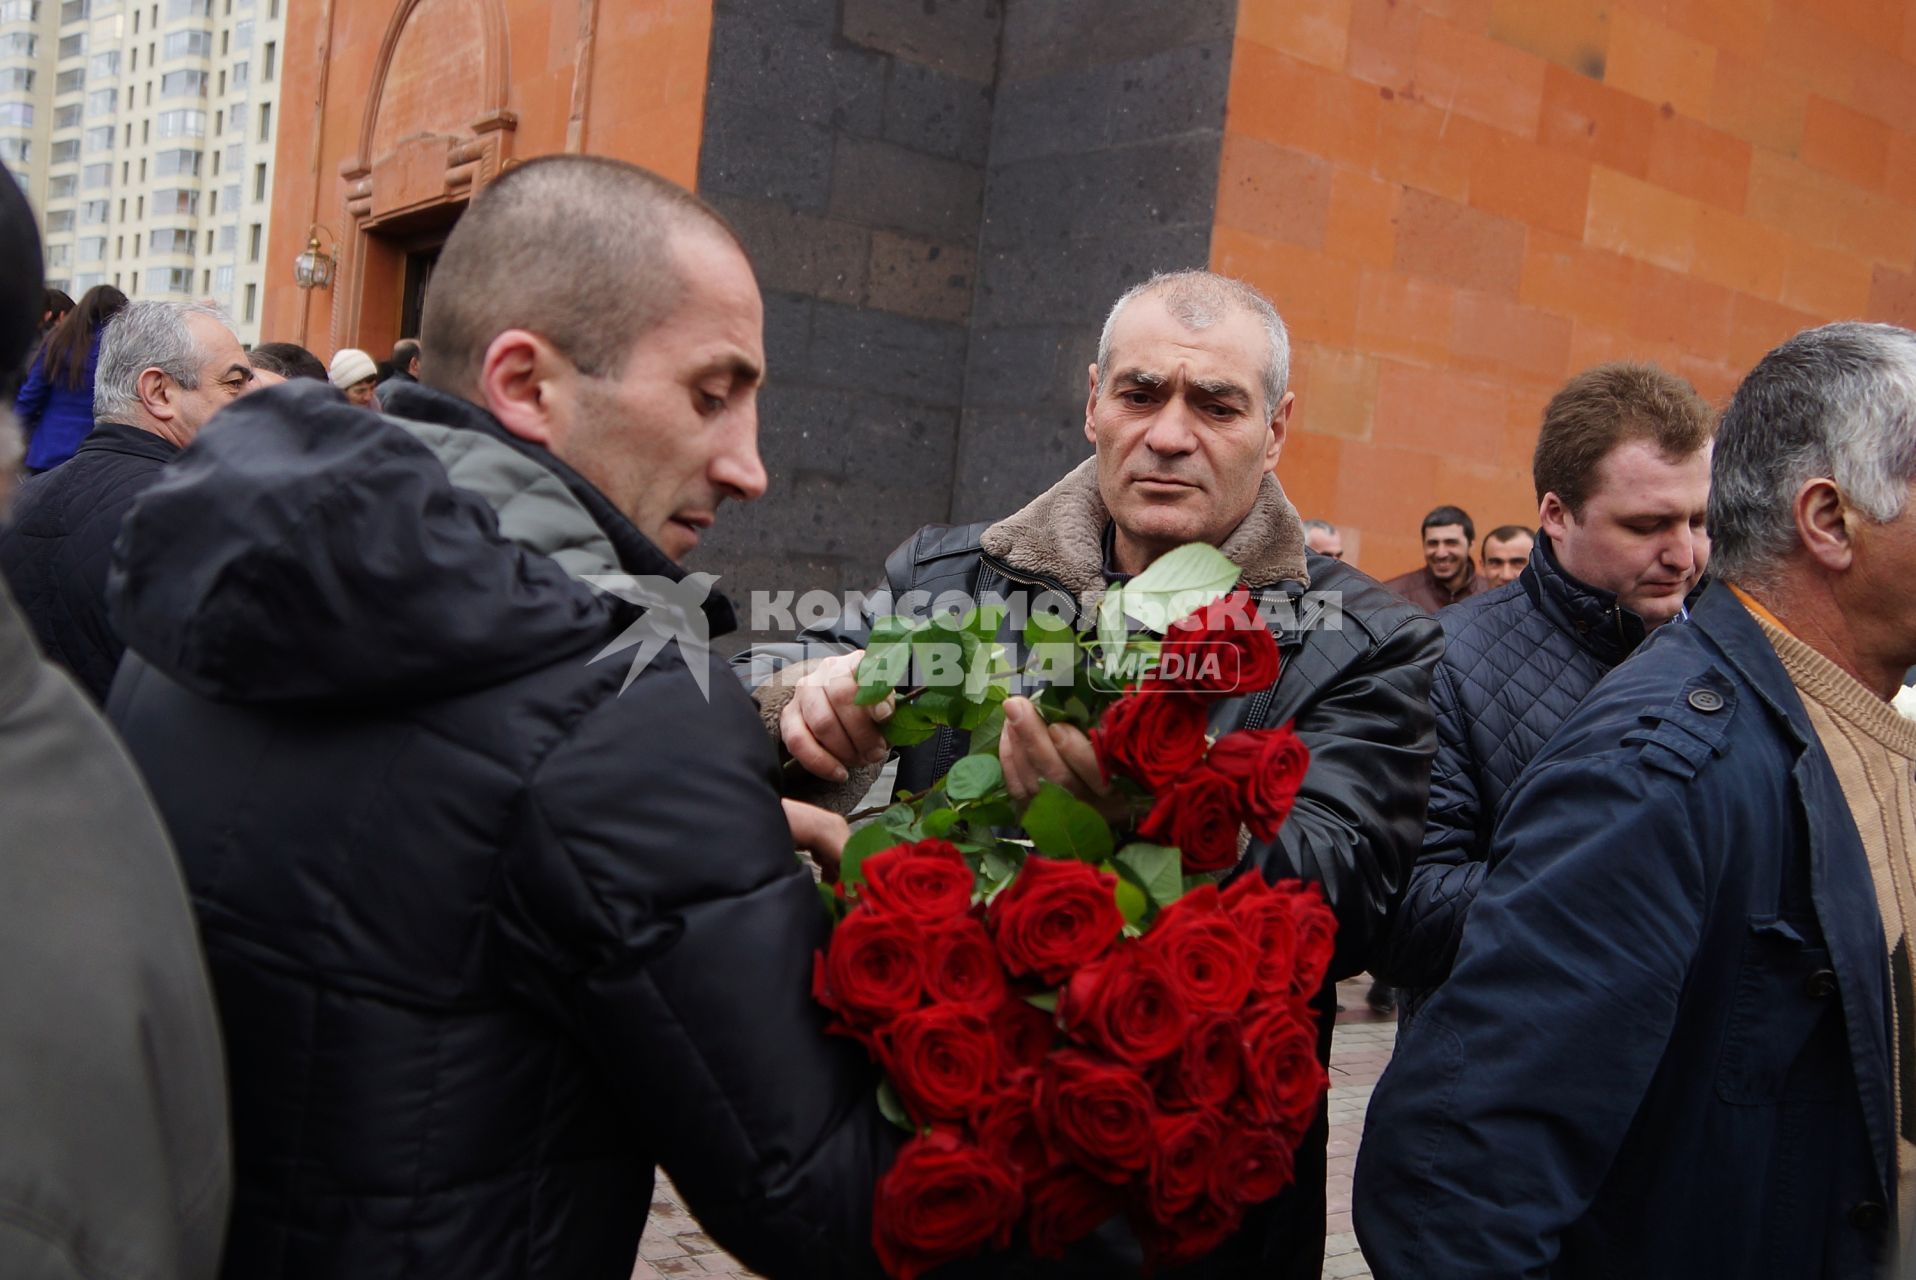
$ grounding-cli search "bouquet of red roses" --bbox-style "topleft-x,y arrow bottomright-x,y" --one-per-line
814,546 -> 1333,1277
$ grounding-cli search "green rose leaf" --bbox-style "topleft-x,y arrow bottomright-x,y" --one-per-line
1115,842 -> 1185,910
964,604 -> 1008,644
967,703 -> 1008,759
1117,542 -> 1240,634
840,821 -> 904,890
880,700 -> 940,746
920,807 -> 961,837
1024,991 -> 1059,1013
1023,781 -> 1115,862
854,640 -> 912,706
880,803 -> 917,834
945,755 -> 1004,803
877,1079 -> 917,1133
1112,873 -> 1149,927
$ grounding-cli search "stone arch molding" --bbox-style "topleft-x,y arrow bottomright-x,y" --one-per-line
338,0 -> 517,224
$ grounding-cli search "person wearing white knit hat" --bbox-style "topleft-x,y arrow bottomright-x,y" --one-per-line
328,347 -> 378,407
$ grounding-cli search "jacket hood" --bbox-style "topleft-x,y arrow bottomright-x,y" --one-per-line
979,457 -> 1309,600
108,379 -> 686,706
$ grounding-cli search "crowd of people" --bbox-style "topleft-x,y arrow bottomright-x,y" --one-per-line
3,149 -> 1916,1280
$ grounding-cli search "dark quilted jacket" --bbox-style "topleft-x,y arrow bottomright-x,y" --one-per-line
103,382 -> 896,1280
0,421 -> 178,702
1375,536 -> 1662,1014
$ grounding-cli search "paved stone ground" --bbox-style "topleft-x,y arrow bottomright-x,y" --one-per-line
633,974 -> 1394,1279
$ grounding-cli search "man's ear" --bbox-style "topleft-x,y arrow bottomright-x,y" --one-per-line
135,365 -> 175,423
478,329 -> 565,447
1265,391 -> 1293,473
1796,477 -> 1854,572
1539,492 -> 1571,544
1083,363 -> 1100,445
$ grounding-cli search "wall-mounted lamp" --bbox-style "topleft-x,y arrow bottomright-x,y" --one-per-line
292,224 -> 337,290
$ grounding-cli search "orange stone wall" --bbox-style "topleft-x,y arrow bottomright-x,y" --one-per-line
259,0 -> 713,358
1216,0 -> 1916,576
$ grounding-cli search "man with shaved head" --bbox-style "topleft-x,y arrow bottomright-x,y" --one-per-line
105,156 -> 904,1280
745,269 -> 1441,1276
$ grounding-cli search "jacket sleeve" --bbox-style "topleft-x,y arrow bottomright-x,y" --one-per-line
498,655 -> 898,1280
1352,753 -> 1707,1278
13,352 -> 49,436
1239,609 -> 1440,984
1372,653 -> 1487,994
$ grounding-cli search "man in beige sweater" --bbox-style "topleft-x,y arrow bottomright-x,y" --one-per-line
1357,321 -> 1916,1278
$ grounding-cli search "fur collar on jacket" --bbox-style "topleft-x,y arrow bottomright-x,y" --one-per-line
979,457 -> 1310,601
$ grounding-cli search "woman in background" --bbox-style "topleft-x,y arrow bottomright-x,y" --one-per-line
13,284 -> 128,474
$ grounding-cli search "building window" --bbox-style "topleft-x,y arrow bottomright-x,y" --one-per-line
257,101 -> 269,141
54,67 -> 83,92
252,161 -> 265,200
232,18 -> 249,46
217,222 -> 234,251
214,263 -> 232,293
79,198 -> 107,224
0,66 -> 29,91
0,30 -> 33,56
162,29 -> 211,59
229,59 -> 246,88
50,138 -> 79,164
246,222 -> 260,262
78,235 -> 105,260
153,147 -> 200,176
0,100 -> 32,127
0,0 -> 40,22
85,86 -> 112,115
82,124 -> 113,151
87,50 -> 117,78
54,102 -> 80,128
54,30 -> 82,57
47,173 -> 75,198
156,108 -> 205,138
154,186 -> 197,214
162,0 -> 208,16
159,68 -> 205,97
243,283 -> 255,321
46,209 -> 75,232
58,0 -> 87,24
146,266 -> 194,294
46,243 -> 70,266
0,135 -> 27,164
80,160 -> 108,188
263,40 -> 274,81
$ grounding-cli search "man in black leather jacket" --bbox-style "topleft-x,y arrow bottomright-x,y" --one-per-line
744,270 -> 1440,1279
1373,362 -> 1713,1021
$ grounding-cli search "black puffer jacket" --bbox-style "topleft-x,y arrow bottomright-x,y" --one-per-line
104,381 -> 895,1280
0,421 -> 178,701
744,460 -> 1440,1279
1375,535 -> 1670,1014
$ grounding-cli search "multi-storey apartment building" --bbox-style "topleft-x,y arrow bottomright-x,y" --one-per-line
1,0 -> 283,342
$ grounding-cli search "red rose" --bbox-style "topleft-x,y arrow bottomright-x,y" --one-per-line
1205,726 -> 1310,842
1138,763 -> 1242,874
1026,1165 -> 1122,1259
1287,882 -> 1338,997
1157,1013 -> 1244,1110
1090,692 -> 1210,789
877,1005 -> 999,1123
1138,1196 -> 1240,1270
1219,872 -> 1299,995
1058,941 -> 1190,1067
1237,1004 -> 1326,1142
991,996 -> 1056,1073
1147,1106 -> 1229,1219
972,1070 -> 1047,1178
923,917 -> 1008,1012
1144,883 -> 1256,1016
872,1130 -> 1023,1280
1157,590 -> 1280,696
987,856 -> 1124,984
812,907 -> 924,1031
1210,1125 -> 1297,1209
861,839 -> 976,919
1035,1049 -> 1156,1180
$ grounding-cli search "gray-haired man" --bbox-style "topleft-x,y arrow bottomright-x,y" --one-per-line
0,300 -> 252,700
1356,322 -> 1916,1277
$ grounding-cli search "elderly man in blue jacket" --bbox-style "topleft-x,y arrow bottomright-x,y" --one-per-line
1354,321 -> 1916,1278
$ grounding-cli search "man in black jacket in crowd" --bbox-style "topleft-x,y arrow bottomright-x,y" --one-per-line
746,270 -> 1441,1278
1374,362 -> 1713,1019
0,300 -> 254,701
106,157 -> 899,1280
